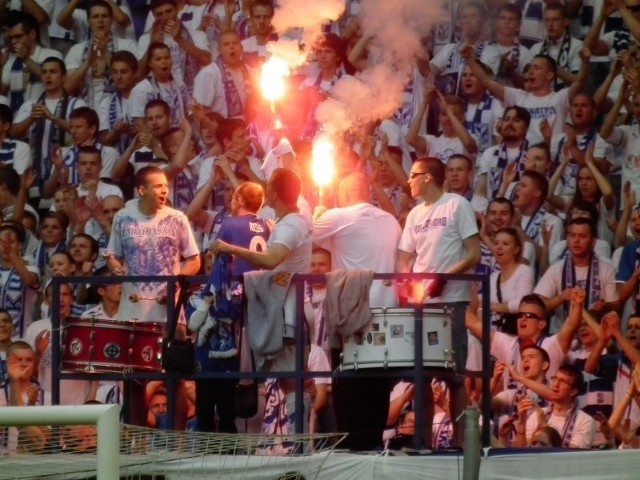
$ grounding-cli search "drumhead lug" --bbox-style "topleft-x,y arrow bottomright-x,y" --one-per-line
444,349 -> 456,369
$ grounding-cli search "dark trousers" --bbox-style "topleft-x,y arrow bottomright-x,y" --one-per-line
333,375 -> 391,451
195,379 -> 238,433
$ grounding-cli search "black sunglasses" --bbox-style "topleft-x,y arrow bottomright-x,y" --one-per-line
409,172 -> 429,179
517,312 -> 543,321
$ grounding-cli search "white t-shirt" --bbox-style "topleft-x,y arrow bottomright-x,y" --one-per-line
128,77 -> 188,127
196,155 -> 266,191
525,405 -> 596,449
603,124 -> 640,206
137,31 -> 209,86
1,46 -> 63,102
520,210 -> 564,248
312,203 -> 401,308
269,212 -> 313,274
107,201 -> 200,322
490,331 -> 566,388
192,62 -> 228,117
431,42 -> 501,91
478,142 -> 528,200
0,139 -> 31,174
534,257 -> 619,331
488,263 -> 535,313
398,193 -> 478,303
24,318 -> 91,405
420,135 -> 478,164
307,344 -> 331,386
503,86 -> 571,143
549,132 -> 613,203
65,37 -> 138,108
61,144 -> 119,181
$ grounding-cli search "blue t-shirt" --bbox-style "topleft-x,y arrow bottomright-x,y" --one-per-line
215,214 -> 271,277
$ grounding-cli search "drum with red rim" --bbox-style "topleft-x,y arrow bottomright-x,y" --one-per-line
61,317 -> 164,373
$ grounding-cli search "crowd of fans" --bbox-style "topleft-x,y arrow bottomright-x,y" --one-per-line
2,0 -> 640,455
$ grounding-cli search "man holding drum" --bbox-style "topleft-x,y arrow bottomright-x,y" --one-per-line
397,156 -> 481,446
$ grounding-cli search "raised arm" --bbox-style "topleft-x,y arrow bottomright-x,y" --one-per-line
556,287 -> 586,354
594,52 -> 624,112
568,47 -> 591,100
600,78 -> 628,140
57,0 -> 81,30
460,44 -> 505,101
405,84 -> 435,155
435,89 -> 478,155
614,181 -> 636,249
585,143 -> 615,210
163,119 -> 192,180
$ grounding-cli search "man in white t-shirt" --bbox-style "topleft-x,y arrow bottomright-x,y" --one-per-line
137,0 -> 210,93
534,218 -> 619,332
74,146 -> 123,201
63,0 -> 138,109
466,291 -> 582,390
0,105 -> 31,174
516,363 -> 596,448
312,172 -> 402,450
445,154 -> 488,214
211,168 -> 312,433
426,1 -> 501,96
240,0 -> 277,69
461,39 -> 590,142
104,166 -> 200,323
513,169 -> 564,264
397,157 -> 481,445
600,81 -> 640,206
528,3 -> 584,90
0,13 -> 63,111
313,172 -> 401,308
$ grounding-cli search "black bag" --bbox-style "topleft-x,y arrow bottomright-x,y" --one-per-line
496,273 -> 518,335
162,276 -> 195,373
235,381 -> 258,419
162,338 -> 195,373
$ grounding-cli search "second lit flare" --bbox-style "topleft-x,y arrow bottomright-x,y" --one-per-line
311,135 -> 335,203
260,56 -> 290,105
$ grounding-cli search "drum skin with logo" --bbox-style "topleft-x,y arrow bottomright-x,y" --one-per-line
61,317 -> 164,373
340,308 -> 454,371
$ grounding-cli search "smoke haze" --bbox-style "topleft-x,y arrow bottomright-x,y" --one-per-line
316,0 -> 446,137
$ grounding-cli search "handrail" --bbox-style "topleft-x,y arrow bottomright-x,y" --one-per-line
49,271 -> 492,449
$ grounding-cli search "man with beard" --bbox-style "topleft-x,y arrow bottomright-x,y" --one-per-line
476,106 -> 531,201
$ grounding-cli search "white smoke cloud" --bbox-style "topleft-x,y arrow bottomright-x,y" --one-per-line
316,0 -> 446,137
272,0 -> 346,52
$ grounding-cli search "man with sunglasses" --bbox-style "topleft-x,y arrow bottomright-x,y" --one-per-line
397,156 -> 481,445
466,291 -> 583,391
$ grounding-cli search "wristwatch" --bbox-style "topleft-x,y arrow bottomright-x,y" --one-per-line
100,249 -> 115,261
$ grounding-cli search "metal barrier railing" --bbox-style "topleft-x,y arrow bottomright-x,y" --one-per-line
50,271 -> 491,449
